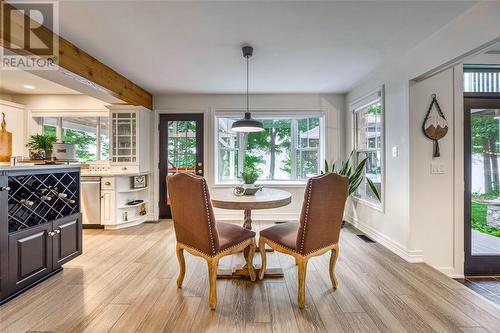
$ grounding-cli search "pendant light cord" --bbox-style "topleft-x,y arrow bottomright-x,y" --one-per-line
246,55 -> 249,116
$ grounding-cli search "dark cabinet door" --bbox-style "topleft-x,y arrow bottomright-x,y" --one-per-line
53,213 -> 82,269
8,223 -> 53,291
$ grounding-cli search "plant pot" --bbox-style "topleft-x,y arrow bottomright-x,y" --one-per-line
233,184 -> 263,196
29,149 -> 45,160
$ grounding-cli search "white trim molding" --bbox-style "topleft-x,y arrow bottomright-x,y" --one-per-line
345,214 -> 424,263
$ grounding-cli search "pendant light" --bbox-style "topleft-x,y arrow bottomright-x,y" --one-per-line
231,46 -> 264,132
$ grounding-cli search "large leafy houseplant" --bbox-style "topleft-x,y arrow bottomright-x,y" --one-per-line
323,151 -> 381,202
26,134 -> 57,159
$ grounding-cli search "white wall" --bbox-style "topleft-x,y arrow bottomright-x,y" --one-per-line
409,68 -> 462,276
0,99 -> 27,157
345,1 -> 500,276
153,93 -> 345,221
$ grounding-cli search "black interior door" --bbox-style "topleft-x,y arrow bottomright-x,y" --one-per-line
159,114 -> 204,219
464,93 -> 500,275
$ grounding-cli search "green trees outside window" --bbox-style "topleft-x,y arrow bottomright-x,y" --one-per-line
217,116 -> 322,182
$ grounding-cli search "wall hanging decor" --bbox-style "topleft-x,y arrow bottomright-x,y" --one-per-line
423,94 -> 448,157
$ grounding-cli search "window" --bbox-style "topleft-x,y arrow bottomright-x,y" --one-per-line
36,116 -> 109,162
352,88 -> 384,205
464,65 -> 500,93
216,114 -> 324,183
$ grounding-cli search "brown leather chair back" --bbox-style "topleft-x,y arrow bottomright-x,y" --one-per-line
296,173 -> 348,255
167,173 -> 219,256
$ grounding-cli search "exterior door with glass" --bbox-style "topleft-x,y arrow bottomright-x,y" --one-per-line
464,94 -> 500,275
159,114 -> 204,218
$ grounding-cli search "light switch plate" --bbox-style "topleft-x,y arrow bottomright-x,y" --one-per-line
430,163 -> 445,174
392,146 -> 399,157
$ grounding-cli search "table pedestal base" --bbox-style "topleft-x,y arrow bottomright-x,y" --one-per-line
217,263 -> 284,279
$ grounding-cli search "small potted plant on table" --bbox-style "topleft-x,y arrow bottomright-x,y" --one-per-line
234,169 -> 263,196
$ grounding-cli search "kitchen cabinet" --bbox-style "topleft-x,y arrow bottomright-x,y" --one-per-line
100,190 -> 115,225
98,174 -> 151,230
7,223 -> 53,291
0,166 -> 82,304
8,214 -> 81,289
108,106 -> 151,174
53,214 -> 82,269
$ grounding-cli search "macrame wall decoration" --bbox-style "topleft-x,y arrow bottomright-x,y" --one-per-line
423,94 -> 448,157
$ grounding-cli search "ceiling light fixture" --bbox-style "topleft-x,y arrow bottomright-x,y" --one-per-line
231,45 -> 264,133
23,85 -> 35,89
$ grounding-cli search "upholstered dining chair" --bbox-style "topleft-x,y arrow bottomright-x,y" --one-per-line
167,173 -> 257,310
258,173 -> 348,308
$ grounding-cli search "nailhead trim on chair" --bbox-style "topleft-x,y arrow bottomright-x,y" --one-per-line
181,238 -> 253,258
202,179 -> 217,256
299,179 -> 313,254
263,237 -> 337,257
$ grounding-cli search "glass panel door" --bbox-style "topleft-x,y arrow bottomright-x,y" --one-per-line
465,95 -> 500,275
159,114 -> 204,218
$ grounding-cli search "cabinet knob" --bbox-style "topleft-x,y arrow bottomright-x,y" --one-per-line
55,229 -> 61,234
105,182 -> 111,185
0,186 -> 10,192
48,231 -> 55,237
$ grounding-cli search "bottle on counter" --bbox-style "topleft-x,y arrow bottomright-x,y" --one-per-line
0,113 -> 12,162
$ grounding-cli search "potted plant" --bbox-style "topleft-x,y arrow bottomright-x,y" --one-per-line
323,151 -> 381,226
234,169 -> 262,196
26,134 -> 57,160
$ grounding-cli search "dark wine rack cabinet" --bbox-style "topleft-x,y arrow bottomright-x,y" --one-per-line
0,166 -> 82,304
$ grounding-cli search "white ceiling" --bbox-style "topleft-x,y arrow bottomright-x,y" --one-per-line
0,69 -> 80,94
51,1 -> 475,94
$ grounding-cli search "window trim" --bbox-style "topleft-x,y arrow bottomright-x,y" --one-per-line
214,110 -> 325,185
39,115 -> 110,162
351,86 -> 385,211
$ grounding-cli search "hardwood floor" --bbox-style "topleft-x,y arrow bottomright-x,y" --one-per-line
1,220 -> 500,333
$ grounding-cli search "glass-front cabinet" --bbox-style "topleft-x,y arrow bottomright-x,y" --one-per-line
111,112 -> 137,163
108,106 -> 151,173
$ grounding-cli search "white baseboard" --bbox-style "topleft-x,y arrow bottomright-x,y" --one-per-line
435,267 -> 464,279
345,215 -> 424,263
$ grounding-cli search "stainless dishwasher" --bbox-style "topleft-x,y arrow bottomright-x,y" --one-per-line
81,176 -> 101,226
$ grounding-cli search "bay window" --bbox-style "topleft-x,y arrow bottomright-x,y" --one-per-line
216,113 -> 324,183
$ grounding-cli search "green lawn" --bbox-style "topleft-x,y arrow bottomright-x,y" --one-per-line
471,202 -> 500,237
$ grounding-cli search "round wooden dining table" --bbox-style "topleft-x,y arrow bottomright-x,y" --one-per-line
211,188 -> 292,230
211,188 -> 292,279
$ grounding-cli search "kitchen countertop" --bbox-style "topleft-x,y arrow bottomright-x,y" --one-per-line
0,165 -> 81,172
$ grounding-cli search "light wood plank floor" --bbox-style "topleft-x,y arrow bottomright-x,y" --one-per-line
1,220 -> 500,333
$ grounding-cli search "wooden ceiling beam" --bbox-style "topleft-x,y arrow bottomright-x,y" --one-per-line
0,1 -> 153,109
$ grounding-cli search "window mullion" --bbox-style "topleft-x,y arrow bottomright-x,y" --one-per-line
291,119 -> 297,180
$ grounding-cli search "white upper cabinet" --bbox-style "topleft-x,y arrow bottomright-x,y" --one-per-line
107,105 -> 151,173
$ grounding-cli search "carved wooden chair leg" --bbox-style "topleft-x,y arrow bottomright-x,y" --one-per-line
258,237 -> 267,280
207,258 -> 219,310
245,240 -> 257,282
297,257 -> 308,309
329,244 -> 339,289
175,243 -> 186,288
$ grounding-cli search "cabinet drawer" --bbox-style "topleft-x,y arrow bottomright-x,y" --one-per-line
101,177 -> 115,190
110,165 -> 139,174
